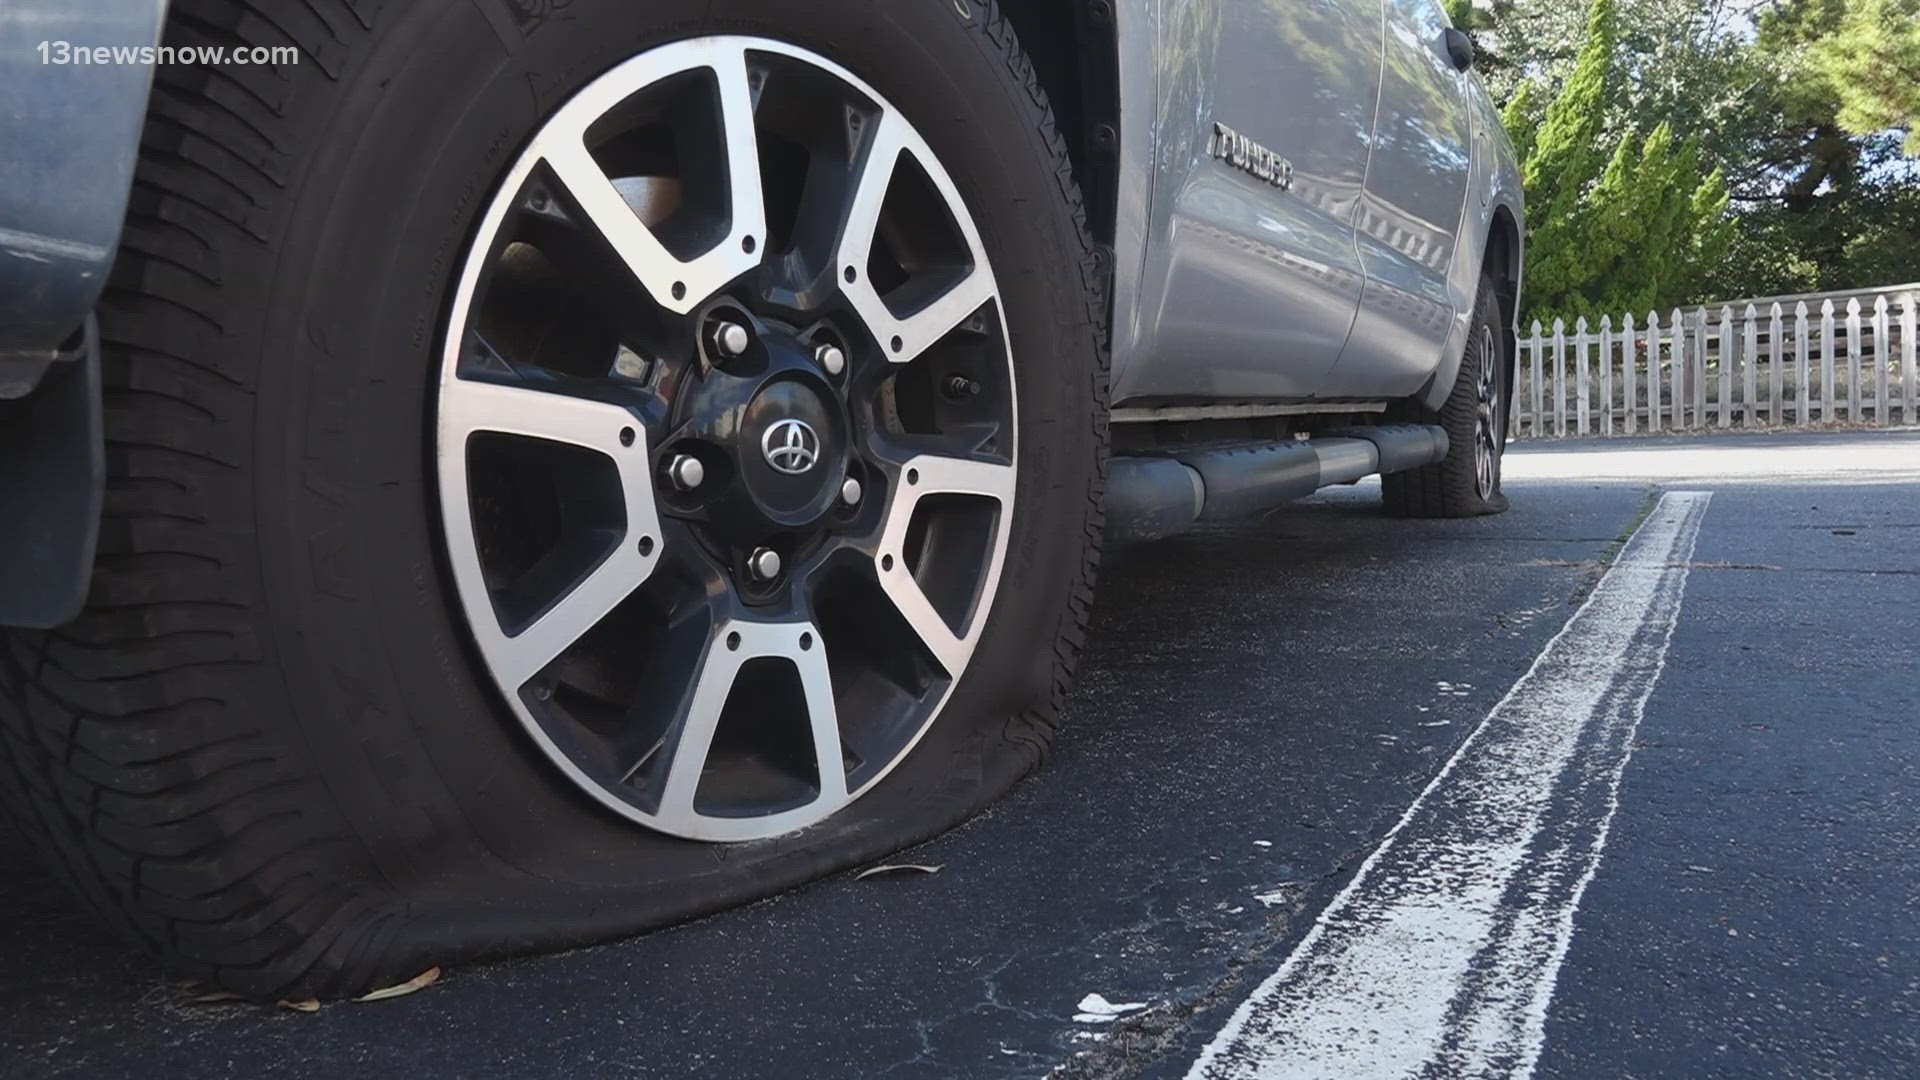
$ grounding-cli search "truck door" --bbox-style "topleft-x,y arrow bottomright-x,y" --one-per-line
1330,0 -> 1475,398
1115,0 -> 1385,404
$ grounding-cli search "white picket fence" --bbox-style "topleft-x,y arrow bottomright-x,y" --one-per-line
1513,284 -> 1920,438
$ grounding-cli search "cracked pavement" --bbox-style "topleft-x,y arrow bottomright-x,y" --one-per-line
2,429 -> 1916,1079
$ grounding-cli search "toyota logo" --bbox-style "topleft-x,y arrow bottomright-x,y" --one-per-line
761,418 -> 820,476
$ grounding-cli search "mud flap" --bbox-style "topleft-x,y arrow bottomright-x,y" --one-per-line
0,315 -> 102,628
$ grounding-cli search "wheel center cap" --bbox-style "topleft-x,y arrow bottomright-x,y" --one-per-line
761,417 -> 821,476
738,376 -> 846,522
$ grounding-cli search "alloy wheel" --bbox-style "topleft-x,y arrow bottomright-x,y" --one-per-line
1473,324 -> 1502,502
434,38 -> 1017,841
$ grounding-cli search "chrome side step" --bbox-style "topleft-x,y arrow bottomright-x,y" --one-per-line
1105,424 -> 1448,541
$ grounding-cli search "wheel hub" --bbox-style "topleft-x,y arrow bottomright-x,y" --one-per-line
739,378 -> 843,517
673,318 -> 852,542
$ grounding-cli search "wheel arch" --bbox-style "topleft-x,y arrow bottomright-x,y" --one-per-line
1416,202 -> 1525,416
999,0 -> 1120,249
1484,204 -> 1523,331
1483,203 -> 1524,426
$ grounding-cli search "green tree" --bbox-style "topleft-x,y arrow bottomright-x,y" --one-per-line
1486,0 -> 1919,304
1477,0 -> 1782,200
1809,0 -> 1920,152
1757,0 -> 1869,209
1514,0 -> 1616,315
1585,129 -> 1734,312
1508,0 -> 1735,320
1718,0 -> 1920,297
1501,80 -> 1540,164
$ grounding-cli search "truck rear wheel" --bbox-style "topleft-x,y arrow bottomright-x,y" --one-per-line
0,0 -> 1106,998
1382,278 -> 1511,519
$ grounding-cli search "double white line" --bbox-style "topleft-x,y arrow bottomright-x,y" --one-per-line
1189,491 -> 1713,1080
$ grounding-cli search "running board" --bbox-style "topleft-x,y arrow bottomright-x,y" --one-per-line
1106,424 -> 1448,541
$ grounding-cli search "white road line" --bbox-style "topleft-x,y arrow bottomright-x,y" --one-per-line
1187,490 -> 1713,1080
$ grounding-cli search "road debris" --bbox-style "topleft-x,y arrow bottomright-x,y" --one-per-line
855,863 -> 944,880
1073,993 -> 1148,1023
357,967 -> 442,1003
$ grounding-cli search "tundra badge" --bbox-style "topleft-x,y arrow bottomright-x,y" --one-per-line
1208,121 -> 1294,191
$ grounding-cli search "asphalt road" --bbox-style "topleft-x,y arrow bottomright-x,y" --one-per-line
3,429 -> 1916,1079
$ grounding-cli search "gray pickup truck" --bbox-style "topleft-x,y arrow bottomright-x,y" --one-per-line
0,0 -> 1523,997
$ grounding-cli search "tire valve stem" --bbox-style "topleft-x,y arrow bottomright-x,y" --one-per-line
943,374 -> 982,400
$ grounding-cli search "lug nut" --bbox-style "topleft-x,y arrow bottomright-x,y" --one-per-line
664,453 -> 705,492
840,477 -> 863,506
815,343 -> 846,377
710,320 -> 750,358
747,547 -> 782,583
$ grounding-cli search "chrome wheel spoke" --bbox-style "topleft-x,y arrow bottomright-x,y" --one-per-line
836,111 -> 997,364
653,620 -> 848,834
538,41 -> 765,314
441,376 -> 647,453
871,454 -> 1016,674
438,378 -> 665,686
